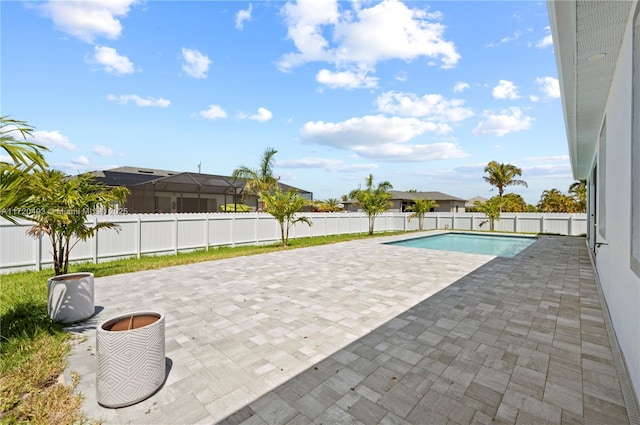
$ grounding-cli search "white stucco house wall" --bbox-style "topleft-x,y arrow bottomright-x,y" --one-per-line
548,0 -> 639,404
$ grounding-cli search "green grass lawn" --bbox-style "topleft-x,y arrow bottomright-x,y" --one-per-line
0,231 -> 405,424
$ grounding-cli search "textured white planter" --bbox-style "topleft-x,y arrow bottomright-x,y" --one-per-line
47,272 -> 95,324
96,311 -> 166,408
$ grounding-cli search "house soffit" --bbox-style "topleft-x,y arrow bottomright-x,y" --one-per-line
549,1 -> 633,180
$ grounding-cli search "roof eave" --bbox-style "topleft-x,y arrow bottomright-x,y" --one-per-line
548,0 -> 581,180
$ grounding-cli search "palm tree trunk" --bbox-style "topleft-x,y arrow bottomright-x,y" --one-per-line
419,215 -> 424,231
368,215 -> 375,235
281,223 -> 287,247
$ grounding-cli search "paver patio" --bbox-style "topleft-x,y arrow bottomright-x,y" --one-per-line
65,233 -> 636,424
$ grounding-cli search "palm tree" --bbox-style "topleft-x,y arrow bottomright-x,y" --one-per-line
261,188 -> 312,247
474,197 -> 503,231
483,161 -> 528,207
349,174 -> 393,235
538,188 -> 572,212
231,147 -> 279,210
0,116 -> 49,223
25,170 -> 129,275
1,116 -> 48,167
316,198 -> 343,212
501,193 -> 530,212
569,181 -> 586,213
406,198 -> 438,231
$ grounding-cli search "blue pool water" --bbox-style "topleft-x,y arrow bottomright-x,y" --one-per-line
387,233 -> 536,257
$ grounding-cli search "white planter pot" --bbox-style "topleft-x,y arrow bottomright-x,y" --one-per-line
47,272 -> 95,324
96,311 -> 166,408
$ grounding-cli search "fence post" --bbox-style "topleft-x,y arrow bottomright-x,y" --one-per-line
435,214 -> 439,229
231,214 -> 236,247
568,214 -> 573,236
255,213 -> 259,243
35,228 -> 42,271
136,215 -> 141,258
322,214 -> 326,236
93,216 -> 99,264
205,215 -> 210,251
174,215 -> 179,255
541,215 -> 545,233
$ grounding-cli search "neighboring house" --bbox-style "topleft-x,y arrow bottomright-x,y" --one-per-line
90,166 -> 313,213
343,190 -> 467,213
388,191 -> 467,213
549,0 -> 639,401
465,196 -> 488,210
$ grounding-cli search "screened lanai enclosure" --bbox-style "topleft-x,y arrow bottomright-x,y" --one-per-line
91,167 -> 313,213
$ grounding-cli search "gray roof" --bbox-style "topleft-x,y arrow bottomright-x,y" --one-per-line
89,166 -> 312,195
466,196 -> 488,206
388,191 -> 466,202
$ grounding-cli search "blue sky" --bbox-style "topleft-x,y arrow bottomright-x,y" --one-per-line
3,0 -> 573,204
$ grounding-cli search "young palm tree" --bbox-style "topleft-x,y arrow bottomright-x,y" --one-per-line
262,188 -> 312,247
349,174 -> 393,235
474,197 -> 503,231
0,116 -> 49,223
1,116 -> 48,167
231,147 -> 279,209
483,161 -> 528,206
406,198 -> 438,230
25,170 -> 129,275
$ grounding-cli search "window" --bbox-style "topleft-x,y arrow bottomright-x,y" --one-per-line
632,5 -> 640,276
598,119 -> 607,239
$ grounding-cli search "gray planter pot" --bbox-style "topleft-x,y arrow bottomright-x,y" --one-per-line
47,272 -> 95,323
96,311 -> 166,408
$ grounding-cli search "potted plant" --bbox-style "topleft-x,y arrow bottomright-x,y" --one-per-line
47,272 -> 95,324
96,311 -> 166,408
24,170 -> 128,323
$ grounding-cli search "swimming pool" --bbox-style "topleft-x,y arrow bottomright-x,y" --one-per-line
386,233 -> 537,257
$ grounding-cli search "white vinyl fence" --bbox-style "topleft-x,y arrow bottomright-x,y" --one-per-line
0,212 -> 586,274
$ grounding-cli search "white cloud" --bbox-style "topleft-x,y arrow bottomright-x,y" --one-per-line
301,115 -> 449,147
453,81 -> 469,93
235,4 -> 253,30
107,94 -> 170,107
492,80 -> 520,100
352,142 -> 468,162
89,46 -> 134,76
395,71 -> 408,82
530,95 -> 540,102
278,0 -> 459,72
299,115 -> 466,161
92,145 -> 115,156
72,156 -> 90,166
487,30 -> 521,47
521,154 -> 570,164
535,76 -> 560,99
277,157 -> 378,172
181,48 -> 211,79
315,68 -> 378,89
472,107 -> 533,136
535,26 -> 553,48
522,164 -> 572,178
30,130 -> 76,151
40,0 -> 137,43
200,105 -> 227,120
376,91 -> 474,122
249,107 -> 273,122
